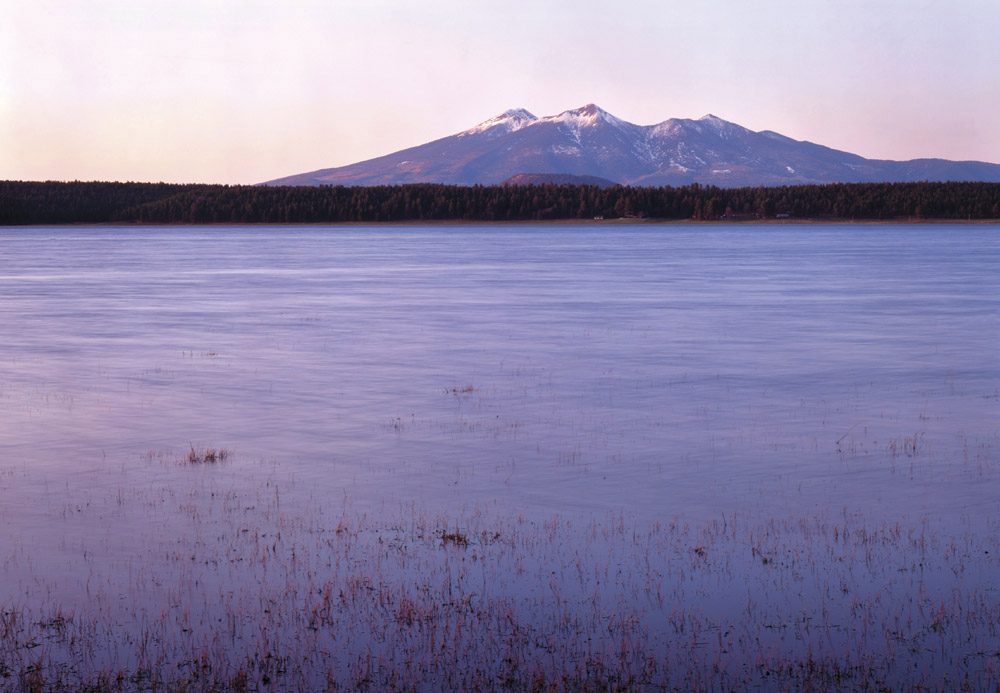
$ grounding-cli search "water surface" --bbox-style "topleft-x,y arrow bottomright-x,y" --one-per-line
1,223 -> 998,686
1,224 -> 996,528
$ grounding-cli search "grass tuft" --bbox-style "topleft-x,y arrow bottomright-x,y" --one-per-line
185,446 -> 230,465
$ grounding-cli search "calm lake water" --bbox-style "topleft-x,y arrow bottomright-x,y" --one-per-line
2,224 -> 997,524
1,223 -> 998,687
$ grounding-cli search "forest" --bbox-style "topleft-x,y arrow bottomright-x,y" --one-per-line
2,180 -> 1000,225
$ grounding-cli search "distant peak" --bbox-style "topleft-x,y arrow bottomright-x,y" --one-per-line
502,107 -> 537,119
461,108 -> 537,136
562,103 -> 617,120
696,113 -> 749,136
545,103 -> 632,130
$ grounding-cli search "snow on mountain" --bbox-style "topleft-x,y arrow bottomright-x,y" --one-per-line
538,103 -> 638,141
262,105 -> 1000,187
460,108 -> 537,136
696,113 -> 751,138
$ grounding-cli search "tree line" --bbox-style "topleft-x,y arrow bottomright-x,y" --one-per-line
2,180 -> 1000,225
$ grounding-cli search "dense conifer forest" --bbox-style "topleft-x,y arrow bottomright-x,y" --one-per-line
2,180 -> 999,225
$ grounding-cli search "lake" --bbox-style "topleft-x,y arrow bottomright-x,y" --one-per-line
1,223 -> 998,688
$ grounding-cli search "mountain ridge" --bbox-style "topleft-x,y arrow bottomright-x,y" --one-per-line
263,105 -> 1000,188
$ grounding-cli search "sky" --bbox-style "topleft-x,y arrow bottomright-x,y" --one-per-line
1,0 -> 998,184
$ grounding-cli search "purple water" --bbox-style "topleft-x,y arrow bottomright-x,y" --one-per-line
0,224 -> 997,687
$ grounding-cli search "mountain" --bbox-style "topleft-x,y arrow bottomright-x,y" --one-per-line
502,173 -> 618,188
262,104 -> 1000,188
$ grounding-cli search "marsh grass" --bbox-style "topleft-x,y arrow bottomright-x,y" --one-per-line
185,446 -> 230,465
1,458 -> 998,691
440,530 -> 470,547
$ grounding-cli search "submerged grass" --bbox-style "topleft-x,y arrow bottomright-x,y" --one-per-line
185,446 -> 230,465
1,457 -> 998,691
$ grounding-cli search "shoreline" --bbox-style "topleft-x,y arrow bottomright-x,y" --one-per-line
3,217 -> 1000,229
6,180 -> 999,226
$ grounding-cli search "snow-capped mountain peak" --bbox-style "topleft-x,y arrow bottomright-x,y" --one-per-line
536,103 -> 639,144
696,113 -> 749,138
263,104 -> 1000,188
461,108 -> 537,136
544,103 -> 625,127
571,103 -> 607,118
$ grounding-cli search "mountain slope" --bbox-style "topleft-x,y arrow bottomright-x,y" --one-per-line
502,173 -> 618,188
263,105 -> 1000,188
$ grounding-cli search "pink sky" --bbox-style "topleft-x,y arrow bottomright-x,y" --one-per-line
2,0 -> 998,184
